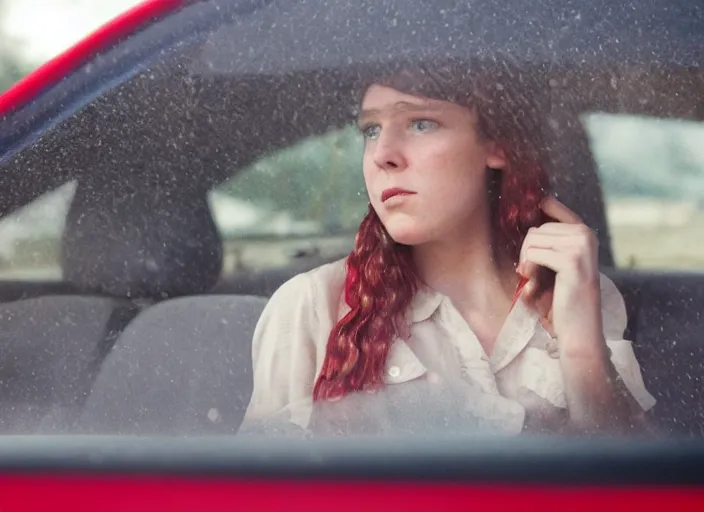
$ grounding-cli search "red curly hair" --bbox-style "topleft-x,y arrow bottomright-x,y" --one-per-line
313,59 -> 554,402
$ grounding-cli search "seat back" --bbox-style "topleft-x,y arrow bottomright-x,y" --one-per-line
0,175 -> 225,433
608,270 -> 704,437
78,295 -> 267,435
0,296 -> 139,433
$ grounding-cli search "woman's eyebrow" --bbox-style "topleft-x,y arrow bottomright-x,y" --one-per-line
358,101 -> 442,122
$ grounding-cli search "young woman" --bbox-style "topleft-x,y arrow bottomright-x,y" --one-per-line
240,61 -> 656,437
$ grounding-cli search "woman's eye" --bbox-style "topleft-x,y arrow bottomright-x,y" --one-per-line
362,124 -> 381,140
361,124 -> 381,140
411,119 -> 439,132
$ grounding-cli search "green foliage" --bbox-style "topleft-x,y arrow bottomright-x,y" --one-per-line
220,125 -> 369,231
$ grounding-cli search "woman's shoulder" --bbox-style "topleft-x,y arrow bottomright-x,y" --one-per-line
262,257 -> 348,325
272,257 -> 347,300
245,258 -> 349,428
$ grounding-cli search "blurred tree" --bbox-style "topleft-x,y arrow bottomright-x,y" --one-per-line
222,125 -> 368,231
0,54 -> 26,92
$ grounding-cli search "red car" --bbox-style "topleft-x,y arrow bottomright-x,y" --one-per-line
0,0 -> 702,509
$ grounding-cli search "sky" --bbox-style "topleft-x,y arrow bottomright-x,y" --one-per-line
2,0 -> 143,64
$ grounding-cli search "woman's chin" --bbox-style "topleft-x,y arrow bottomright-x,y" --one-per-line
385,225 -> 429,247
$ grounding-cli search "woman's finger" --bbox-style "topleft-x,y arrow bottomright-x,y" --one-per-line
517,231 -> 563,303
517,260 -> 540,287
522,247 -> 569,274
528,222 -> 591,235
521,232 -> 586,251
519,227 -> 590,269
540,196 -> 583,224
519,272 -> 554,318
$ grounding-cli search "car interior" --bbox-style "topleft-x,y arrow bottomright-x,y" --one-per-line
0,0 -> 702,439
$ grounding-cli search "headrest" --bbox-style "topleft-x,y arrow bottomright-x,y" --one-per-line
61,183 -> 222,298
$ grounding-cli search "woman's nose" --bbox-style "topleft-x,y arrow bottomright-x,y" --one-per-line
373,134 -> 407,172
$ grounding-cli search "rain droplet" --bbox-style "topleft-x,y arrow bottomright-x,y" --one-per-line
207,408 -> 222,423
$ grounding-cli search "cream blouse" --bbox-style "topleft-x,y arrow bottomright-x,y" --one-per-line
241,258 -> 656,436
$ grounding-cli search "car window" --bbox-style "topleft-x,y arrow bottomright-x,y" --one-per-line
211,114 -> 704,276
0,0 -> 702,443
584,114 -> 704,270
0,180 -> 74,281
209,126 -> 366,276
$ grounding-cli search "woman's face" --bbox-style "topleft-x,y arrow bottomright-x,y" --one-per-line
359,84 -> 506,246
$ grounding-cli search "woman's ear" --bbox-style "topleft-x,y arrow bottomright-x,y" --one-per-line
485,142 -> 507,170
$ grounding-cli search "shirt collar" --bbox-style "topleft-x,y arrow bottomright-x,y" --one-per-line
409,283 -> 444,323
409,282 -> 540,371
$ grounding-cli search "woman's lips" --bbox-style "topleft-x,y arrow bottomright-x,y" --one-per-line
381,188 -> 416,202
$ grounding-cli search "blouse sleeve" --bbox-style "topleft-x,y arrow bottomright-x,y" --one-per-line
240,272 -> 323,432
600,274 -> 657,412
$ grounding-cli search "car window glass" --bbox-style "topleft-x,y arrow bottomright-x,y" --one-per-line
0,0 -> 702,441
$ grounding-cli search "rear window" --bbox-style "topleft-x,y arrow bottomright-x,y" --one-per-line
0,181 -> 74,281
585,114 -> 704,270
209,126 -> 365,276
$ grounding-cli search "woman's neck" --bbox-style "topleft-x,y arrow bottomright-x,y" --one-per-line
412,227 -> 517,321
